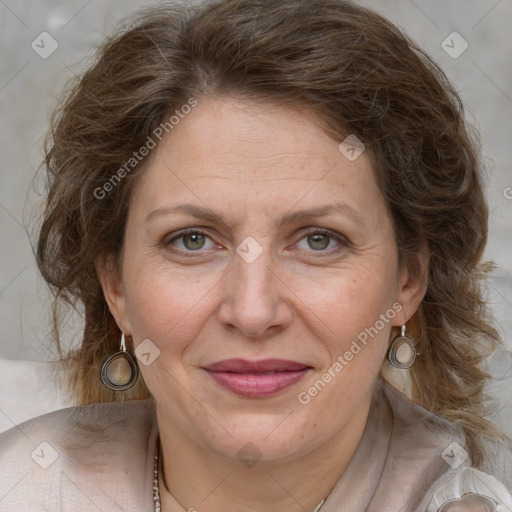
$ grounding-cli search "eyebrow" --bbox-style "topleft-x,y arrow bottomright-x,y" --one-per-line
145,201 -> 362,227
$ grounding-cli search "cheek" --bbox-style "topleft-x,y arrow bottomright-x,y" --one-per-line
120,260 -> 216,395
293,270 -> 398,437
292,257 -> 399,351
291,259 -> 401,424
121,253 -> 220,347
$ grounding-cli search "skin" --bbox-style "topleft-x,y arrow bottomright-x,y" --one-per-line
98,96 -> 427,511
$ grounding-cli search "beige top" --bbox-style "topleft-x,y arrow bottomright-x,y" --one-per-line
1,378 -> 511,512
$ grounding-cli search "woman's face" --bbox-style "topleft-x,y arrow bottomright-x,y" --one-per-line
101,96 -> 426,463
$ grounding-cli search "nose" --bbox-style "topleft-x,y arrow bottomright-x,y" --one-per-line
217,242 -> 293,340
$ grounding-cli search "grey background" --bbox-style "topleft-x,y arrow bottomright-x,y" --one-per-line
0,0 -> 511,429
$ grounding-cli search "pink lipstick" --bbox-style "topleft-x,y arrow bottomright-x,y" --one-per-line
202,358 -> 312,398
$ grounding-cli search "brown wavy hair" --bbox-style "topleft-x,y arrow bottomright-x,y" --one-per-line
36,0 -> 504,465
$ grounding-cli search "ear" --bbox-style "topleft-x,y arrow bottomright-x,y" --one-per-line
95,254 -> 132,335
394,248 -> 428,326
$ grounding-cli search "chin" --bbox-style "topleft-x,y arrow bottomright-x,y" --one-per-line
197,411 -> 323,465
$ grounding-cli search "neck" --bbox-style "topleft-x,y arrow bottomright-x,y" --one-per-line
156,394 -> 372,512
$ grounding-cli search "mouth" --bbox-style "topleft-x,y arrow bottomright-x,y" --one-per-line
202,358 -> 313,398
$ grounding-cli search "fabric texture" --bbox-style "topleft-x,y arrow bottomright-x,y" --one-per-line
1,378 -> 511,512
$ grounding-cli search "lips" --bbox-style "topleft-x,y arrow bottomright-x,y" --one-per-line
203,358 -> 310,373
202,358 -> 312,398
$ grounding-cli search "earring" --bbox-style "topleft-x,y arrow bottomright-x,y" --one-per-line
101,333 -> 139,391
388,324 -> 417,369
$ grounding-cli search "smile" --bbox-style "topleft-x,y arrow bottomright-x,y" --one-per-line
202,358 -> 313,398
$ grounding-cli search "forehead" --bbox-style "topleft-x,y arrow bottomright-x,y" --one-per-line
130,96 -> 385,223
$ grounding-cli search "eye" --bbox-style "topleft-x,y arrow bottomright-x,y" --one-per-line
293,228 -> 348,254
164,229 -> 216,253
163,227 -> 349,258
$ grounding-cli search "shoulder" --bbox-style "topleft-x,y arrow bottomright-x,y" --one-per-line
424,466 -> 512,511
381,379 -> 469,468
380,380 -> 512,511
0,399 -> 157,512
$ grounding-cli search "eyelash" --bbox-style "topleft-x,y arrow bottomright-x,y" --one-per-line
163,227 -> 349,258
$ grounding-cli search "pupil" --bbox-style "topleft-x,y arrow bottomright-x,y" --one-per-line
184,233 -> 205,250
181,233 -> 330,251
309,234 -> 329,250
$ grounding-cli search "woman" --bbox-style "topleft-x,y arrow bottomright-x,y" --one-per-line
1,0 -> 511,510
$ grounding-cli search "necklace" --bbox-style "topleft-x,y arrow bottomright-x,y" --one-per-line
153,437 -> 329,512
153,437 -> 161,512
